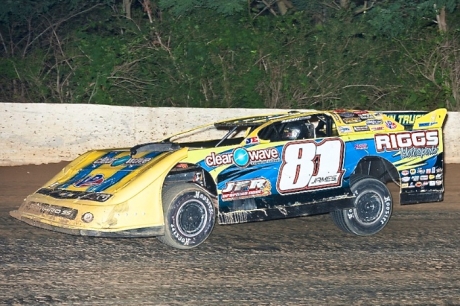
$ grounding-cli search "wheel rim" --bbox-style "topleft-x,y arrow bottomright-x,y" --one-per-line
176,200 -> 208,237
353,191 -> 384,226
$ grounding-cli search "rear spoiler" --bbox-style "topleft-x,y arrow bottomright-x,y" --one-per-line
382,108 -> 447,130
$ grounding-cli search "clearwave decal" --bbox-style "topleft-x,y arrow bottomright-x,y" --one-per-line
205,147 -> 280,167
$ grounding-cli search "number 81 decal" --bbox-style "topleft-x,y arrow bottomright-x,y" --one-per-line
277,138 -> 345,194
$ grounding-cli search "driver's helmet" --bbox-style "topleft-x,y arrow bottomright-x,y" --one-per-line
282,122 -> 303,140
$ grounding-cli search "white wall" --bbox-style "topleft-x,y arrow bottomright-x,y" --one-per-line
1,103 -> 458,166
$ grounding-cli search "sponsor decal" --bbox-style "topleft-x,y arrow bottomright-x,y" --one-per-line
359,113 -> 374,120
353,126 -> 370,132
94,156 -> 152,167
36,188 -> 112,202
24,201 -> 78,220
417,168 -> 425,174
386,114 -> 424,125
435,174 -> 442,179
366,119 -> 383,125
370,126 -> 384,131
205,147 -> 279,168
245,137 -> 260,145
342,117 -> 362,124
338,112 -> 355,118
401,183 -> 409,188
429,175 -> 435,180
420,175 -> 428,181
436,180 -> 442,185
221,178 -> 271,201
354,143 -> 368,150
123,157 -> 152,166
401,176 -> 410,183
410,169 -> 416,175
419,122 -> 438,127
110,156 -> 131,166
282,116 -> 311,123
74,174 -> 104,187
399,147 -> 438,159
58,191 -> 74,197
401,170 -> 409,176
374,130 -> 439,158
338,126 -> 352,133
385,120 -> 397,129
411,175 -> 419,181
415,182 -> 423,187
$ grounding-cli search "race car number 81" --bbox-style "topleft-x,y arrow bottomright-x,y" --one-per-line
277,138 -> 345,194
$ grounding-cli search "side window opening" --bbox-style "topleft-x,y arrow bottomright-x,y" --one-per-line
258,114 -> 337,142
313,115 -> 338,137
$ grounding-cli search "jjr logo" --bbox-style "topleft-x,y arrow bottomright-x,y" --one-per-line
222,178 -> 271,201
205,147 -> 279,168
277,138 -> 345,194
374,130 -> 439,152
74,174 -> 105,187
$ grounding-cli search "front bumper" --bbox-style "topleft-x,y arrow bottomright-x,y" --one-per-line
10,209 -> 165,237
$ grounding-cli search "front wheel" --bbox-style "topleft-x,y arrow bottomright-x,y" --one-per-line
157,183 -> 216,249
331,177 -> 393,236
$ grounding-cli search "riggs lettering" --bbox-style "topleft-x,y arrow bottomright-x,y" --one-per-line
375,130 -> 439,152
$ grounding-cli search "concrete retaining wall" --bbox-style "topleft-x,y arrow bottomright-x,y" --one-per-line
1,103 -> 458,166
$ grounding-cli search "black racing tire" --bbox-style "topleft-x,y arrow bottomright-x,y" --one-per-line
157,183 -> 216,249
330,176 -> 393,236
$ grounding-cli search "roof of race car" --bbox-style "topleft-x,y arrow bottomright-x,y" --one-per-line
212,109 -> 377,127
213,111 -> 302,127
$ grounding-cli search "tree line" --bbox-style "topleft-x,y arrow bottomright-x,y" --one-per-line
0,0 -> 459,110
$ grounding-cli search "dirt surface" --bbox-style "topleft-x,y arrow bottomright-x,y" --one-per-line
1,163 -> 460,305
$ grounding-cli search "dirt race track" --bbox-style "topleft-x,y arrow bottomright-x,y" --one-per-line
1,163 -> 460,305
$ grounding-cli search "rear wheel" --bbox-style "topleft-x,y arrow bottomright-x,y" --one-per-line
157,183 -> 216,249
331,177 -> 392,236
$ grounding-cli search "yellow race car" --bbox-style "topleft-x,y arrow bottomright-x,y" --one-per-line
10,108 -> 447,249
